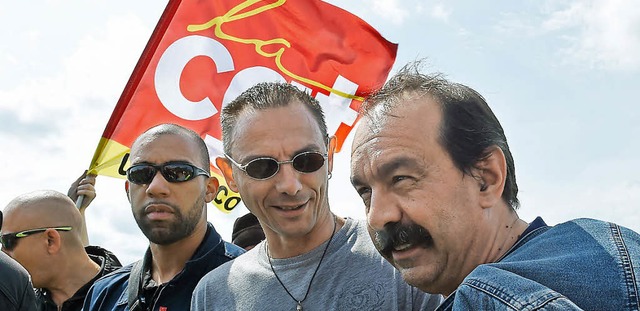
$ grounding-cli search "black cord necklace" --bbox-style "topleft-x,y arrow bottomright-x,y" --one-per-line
266,215 -> 337,311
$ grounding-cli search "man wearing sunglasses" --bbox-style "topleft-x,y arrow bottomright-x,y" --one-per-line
84,123 -> 244,311
192,82 -> 441,310
1,190 -> 121,311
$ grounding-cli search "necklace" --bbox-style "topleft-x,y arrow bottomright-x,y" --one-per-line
266,215 -> 337,311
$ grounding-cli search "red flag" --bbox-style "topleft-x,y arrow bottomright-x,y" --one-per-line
88,0 -> 397,212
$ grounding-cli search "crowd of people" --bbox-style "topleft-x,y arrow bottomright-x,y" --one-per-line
1,61 -> 639,310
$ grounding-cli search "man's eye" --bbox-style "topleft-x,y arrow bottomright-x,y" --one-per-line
356,186 -> 371,198
392,175 -> 410,184
356,187 -> 372,210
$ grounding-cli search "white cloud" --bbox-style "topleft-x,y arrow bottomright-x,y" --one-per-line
544,0 -> 640,71
493,12 -> 539,37
0,11 -> 157,264
0,13 -> 150,128
64,13 -> 150,100
493,0 -> 640,71
430,3 -> 451,23
323,0 -> 437,27
371,0 -> 410,25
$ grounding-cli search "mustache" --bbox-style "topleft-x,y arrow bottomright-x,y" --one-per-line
373,222 -> 433,257
142,201 -> 179,214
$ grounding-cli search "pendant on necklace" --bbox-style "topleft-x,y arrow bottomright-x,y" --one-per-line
296,302 -> 303,311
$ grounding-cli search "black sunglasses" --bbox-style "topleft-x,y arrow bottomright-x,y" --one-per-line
126,161 -> 210,185
225,151 -> 327,180
0,226 -> 73,251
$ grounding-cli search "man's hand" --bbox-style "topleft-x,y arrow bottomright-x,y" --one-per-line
68,171 -> 97,214
68,171 -> 97,247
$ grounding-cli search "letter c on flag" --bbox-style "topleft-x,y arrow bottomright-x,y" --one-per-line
155,35 -> 234,120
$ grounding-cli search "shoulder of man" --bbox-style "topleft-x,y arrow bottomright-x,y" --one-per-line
82,263 -> 133,311
85,245 -> 123,276
509,217 -> 640,272
446,265 -> 582,310
196,223 -> 244,263
561,217 -> 640,244
198,239 -> 258,280
191,244 -> 261,311
93,262 -> 133,287
85,245 -> 123,265
191,240 -> 252,292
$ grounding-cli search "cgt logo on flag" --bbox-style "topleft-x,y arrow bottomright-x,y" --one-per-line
88,0 -> 397,212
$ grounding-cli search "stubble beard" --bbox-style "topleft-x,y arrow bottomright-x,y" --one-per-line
134,193 -> 206,245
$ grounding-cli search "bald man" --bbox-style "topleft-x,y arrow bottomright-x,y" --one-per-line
1,190 -> 121,311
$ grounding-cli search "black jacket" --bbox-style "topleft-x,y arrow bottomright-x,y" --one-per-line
0,251 -> 37,311
36,245 -> 122,311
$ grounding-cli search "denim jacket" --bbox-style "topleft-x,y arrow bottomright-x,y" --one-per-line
83,223 -> 244,311
438,217 -> 640,310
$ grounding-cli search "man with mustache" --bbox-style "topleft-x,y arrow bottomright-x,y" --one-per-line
192,82 -> 441,310
350,61 -> 640,310
83,124 -> 244,311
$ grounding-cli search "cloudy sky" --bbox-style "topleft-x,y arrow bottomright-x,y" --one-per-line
2,0 -> 639,264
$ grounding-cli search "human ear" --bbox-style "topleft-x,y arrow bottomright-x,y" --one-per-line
327,135 -> 337,176
216,157 -> 239,192
124,181 -> 131,203
474,146 -> 507,208
45,229 -> 62,255
204,175 -> 219,203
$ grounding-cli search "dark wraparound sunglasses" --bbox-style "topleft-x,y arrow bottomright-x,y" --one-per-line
0,226 -> 73,251
225,151 -> 327,180
126,161 -> 210,185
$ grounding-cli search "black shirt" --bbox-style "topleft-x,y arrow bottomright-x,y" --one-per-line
37,246 -> 121,311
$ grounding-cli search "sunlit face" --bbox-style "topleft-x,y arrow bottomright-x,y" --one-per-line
127,133 -> 210,245
223,102 -> 333,240
350,94 -> 485,295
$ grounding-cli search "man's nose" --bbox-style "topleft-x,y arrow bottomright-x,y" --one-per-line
367,190 -> 402,231
274,163 -> 303,196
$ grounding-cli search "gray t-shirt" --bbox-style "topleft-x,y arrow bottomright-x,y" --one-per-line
192,218 -> 441,310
